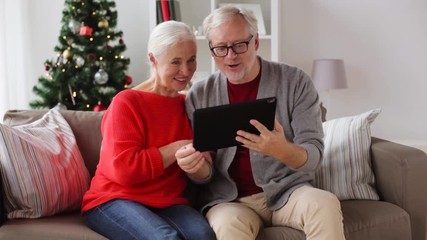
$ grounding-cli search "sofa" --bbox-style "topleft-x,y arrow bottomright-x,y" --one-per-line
0,109 -> 426,240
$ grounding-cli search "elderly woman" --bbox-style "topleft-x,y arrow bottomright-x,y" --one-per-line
81,21 -> 215,240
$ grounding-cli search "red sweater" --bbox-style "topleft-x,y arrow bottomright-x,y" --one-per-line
81,90 -> 193,213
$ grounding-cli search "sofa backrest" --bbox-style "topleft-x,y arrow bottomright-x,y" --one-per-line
3,110 -> 104,177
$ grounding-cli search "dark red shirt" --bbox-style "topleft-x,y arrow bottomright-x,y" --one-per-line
227,73 -> 263,197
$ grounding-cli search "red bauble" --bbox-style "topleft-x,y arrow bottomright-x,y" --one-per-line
44,65 -> 50,71
79,26 -> 93,36
124,75 -> 133,85
93,104 -> 106,112
87,53 -> 97,61
119,38 -> 124,44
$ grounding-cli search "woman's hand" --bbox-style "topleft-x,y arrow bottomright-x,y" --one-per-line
158,139 -> 192,168
176,143 -> 212,180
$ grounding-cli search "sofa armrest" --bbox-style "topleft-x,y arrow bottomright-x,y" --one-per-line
370,137 -> 427,240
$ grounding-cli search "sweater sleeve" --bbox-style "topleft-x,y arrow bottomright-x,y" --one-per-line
98,92 -> 165,186
289,68 -> 324,172
260,59 -> 324,172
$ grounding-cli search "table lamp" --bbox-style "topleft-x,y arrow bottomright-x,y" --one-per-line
312,59 -> 348,91
311,59 -> 348,120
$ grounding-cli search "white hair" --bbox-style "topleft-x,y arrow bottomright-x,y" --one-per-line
148,20 -> 196,58
202,4 -> 258,41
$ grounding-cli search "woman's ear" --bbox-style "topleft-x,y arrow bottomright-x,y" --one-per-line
148,52 -> 156,65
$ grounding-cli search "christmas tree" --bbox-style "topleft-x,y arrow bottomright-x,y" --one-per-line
30,0 -> 132,111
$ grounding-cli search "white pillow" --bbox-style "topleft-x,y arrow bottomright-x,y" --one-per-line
314,109 -> 381,200
0,109 -> 90,218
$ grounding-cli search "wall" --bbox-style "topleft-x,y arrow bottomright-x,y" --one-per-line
281,0 -> 427,151
19,0 -> 427,151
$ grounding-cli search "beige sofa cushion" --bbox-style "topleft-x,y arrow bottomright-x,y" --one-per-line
314,109 -> 381,200
256,200 -> 411,240
3,110 -> 104,177
0,109 -> 90,219
0,212 -> 106,240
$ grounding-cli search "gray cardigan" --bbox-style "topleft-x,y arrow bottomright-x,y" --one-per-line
186,57 -> 324,212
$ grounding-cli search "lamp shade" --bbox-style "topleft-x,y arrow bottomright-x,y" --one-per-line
312,59 -> 348,91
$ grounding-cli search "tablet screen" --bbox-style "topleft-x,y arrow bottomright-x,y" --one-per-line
193,97 -> 276,151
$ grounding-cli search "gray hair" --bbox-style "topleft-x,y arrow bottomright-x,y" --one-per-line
202,4 -> 258,41
148,20 -> 196,58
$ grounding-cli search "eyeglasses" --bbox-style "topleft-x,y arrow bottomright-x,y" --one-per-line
209,35 -> 254,57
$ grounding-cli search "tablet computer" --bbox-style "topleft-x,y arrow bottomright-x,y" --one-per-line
193,97 -> 277,151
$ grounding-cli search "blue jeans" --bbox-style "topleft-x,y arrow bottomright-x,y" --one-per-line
83,199 -> 215,240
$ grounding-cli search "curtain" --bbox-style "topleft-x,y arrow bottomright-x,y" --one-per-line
0,0 -> 32,122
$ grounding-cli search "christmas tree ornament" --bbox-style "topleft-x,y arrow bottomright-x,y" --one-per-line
68,19 -> 80,34
98,18 -> 109,28
124,75 -> 133,85
79,26 -> 93,36
44,65 -> 50,71
63,48 -> 73,59
75,56 -> 85,67
93,102 -> 107,112
94,68 -> 109,85
87,53 -> 97,61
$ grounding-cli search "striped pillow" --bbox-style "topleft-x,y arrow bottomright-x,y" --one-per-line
0,109 -> 90,218
314,109 -> 381,200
